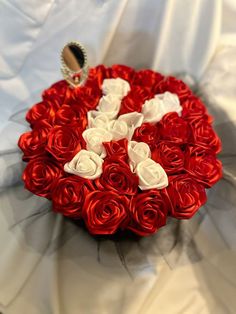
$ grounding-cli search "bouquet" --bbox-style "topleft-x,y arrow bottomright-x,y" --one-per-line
18,64 -> 222,236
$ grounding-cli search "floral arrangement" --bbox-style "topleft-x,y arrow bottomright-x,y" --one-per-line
18,65 -> 222,236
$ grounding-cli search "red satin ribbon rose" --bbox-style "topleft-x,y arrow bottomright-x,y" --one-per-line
167,174 -> 207,219
52,176 -> 94,218
82,191 -> 129,235
22,157 -> 63,198
128,189 -> 169,236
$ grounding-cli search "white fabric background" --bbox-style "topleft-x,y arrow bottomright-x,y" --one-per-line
0,0 -> 236,313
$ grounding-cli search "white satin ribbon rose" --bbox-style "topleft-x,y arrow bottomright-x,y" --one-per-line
118,112 -> 144,139
82,127 -> 112,158
155,91 -> 182,116
142,91 -> 182,123
87,111 -> 110,129
96,94 -> 121,119
128,141 -> 151,171
64,150 -> 103,179
102,77 -> 131,98
135,158 -> 168,190
108,120 -> 129,141
142,98 -> 163,123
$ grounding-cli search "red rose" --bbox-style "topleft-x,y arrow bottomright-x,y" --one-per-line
54,104 -> 87,128
52,176 -> 94,218
158,112 -> 192,144
18,119 -> 52,161
96,157 -> 139,195
26,80 -> 69,126
22,157 -> 63,198
191,119 -> 221,153
158,76 -> 192,102
133,69 -> 164,91
185,146 -> 222,188
128,189 -> 169,236
167,174 -> 207,219
152,141 -> 185,174
111,64 -> 135,81
42,80 -> 69,106
181,95 -> 212,123
132,123 -> 159,149
46,124 -> 84,163
26,101 -> 58,126
87,65 -> 111,87
119,86 -> 154,115
66,80 -> 101,111
82,191 -> 129,234
103,138 -> 128,160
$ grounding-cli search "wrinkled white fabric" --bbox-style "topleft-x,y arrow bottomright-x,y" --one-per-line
0,0 -> 236,314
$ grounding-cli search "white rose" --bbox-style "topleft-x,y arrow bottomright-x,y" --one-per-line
128,141 -> 151,171
109,120 -> 129,140
142,98 -> 163,123
64,150 -> 103,179
118,112 -> 144,139
102,78 -> 131,98
87,111 -> 110,129
155,91 -> 182,116
82,128 -> 112,158
142,92 -> 182,123
96,94 -> 121,119
135,158 -> 168,190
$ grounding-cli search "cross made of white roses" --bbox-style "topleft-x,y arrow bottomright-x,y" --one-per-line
64,77 -> 183,190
